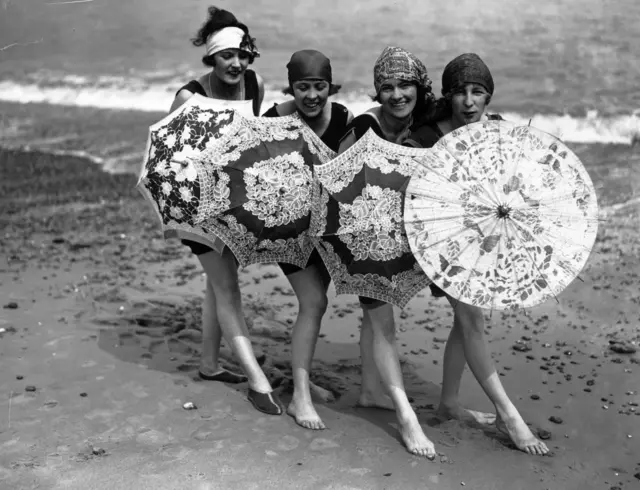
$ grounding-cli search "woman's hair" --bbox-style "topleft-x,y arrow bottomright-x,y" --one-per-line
191,6 -> 258,67
370,83 -> 438,120
418,89 -> 492,125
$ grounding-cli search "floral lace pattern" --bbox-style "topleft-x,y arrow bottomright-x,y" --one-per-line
243,153 -> 314,227
138,99 -> 336,267
315,128 -> 429,193
136,96 -> 239,249
312,129 -> 433,308
189,112 -> 333,267
405,120 -> 599,310
338,184 -> 409,261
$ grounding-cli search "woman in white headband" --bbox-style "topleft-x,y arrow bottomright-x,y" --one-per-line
169,7 -> 282,417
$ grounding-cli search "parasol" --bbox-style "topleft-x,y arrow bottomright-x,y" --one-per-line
404,119 -> 599,310
187,112 -> 336,268
136,94 -> 253,252
311,128 -> 433,308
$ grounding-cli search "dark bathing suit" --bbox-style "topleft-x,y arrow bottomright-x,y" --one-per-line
177,70 -> 260,256
262,102 -> 350,287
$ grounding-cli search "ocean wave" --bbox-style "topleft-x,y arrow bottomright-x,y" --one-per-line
1,77 -> 640,145
0,75 -> 640,144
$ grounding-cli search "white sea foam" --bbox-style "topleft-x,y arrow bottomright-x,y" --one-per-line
1,79 -> 639,145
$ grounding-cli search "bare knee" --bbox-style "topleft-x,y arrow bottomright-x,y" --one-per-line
366,305 -> 396,342
455,304 -> 485,336
299,292 -> 328,317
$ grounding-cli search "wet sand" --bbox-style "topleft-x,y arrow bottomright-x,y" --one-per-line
1,145 -> 639,489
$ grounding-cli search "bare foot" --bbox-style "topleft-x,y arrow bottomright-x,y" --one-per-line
436,403 -> 496,426
496,415 -> 549,456
356,390 -> 395,411
398,414 -> 437,459
309,382 -> 335,403
287,399 -> 326,431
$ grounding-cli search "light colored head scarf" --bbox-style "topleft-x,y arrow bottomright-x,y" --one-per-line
205,26 -> 260,58
373,46 -> 431,94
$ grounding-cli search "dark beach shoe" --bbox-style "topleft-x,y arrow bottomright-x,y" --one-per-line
198,369 -> 248,384
248,389 -> 284,416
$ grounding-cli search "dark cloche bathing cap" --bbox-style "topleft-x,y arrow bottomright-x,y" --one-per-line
287,49 -> 333,85
441,53 -> 494,95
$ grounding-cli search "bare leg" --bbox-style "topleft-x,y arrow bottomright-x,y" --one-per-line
285,265 -> 329,430
437,307 -> 495,425
198,278 -> 246,383
197,249 -> 274,396
446,297 -> 548,455
362,302 -> 436,459
357,310 -> 394,410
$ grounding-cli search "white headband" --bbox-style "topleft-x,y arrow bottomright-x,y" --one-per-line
205,26 -> 251,57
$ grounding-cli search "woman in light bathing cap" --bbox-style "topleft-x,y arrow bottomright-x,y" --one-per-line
170,6 -> 282,417
262,50 -> 353,430
335,46 -> 438,459
172,6 -> 264,116
411,54 -> 550,456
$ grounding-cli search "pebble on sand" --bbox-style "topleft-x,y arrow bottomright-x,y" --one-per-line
610,343 -> 637,354
549,416 -> 563,424
538,429 -> 552,440
25,385 -> 36,392
183,402 -> 197,410
3,302 -> 18,309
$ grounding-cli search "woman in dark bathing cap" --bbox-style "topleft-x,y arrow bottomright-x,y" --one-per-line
411,53 -> 550,456
261,50 -> 353,430
168,6 -> 282,417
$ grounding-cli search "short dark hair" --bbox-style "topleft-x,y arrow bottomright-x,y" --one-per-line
191,6 -> 258,67
370,83 -> 437,119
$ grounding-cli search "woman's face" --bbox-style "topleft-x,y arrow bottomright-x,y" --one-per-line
291,79 -> 330,119
212,49 -> 250,85
378,79 -> 417,120
450,83 -> 491,127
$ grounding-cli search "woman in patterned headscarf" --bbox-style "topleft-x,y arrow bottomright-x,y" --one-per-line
410,53 -> 550,456
331,46 -> 439,459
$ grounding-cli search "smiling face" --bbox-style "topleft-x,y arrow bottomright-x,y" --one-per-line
291,79 -> 330,119
212,49 -> 251,85
378,79 -> 418,120
450,83 -> 491,128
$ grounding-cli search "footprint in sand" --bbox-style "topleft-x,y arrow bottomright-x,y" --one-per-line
167,338 -> 199,357
309,438 -> 340,451
276,435 -> 300,452
136,429 -> 174,446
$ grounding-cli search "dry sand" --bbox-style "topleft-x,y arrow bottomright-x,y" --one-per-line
1,148 -> 639,490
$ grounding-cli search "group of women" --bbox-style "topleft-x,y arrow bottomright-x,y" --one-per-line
169,6 -> 550,458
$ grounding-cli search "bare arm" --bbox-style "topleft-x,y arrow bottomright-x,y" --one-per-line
337,130 -> 357,155
169,89 -> 194,114
255,72 -> 265,115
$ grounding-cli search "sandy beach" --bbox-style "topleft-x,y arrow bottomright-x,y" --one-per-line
1,131 -> 639,489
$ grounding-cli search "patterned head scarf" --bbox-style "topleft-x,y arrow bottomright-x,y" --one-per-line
441,53 -> 494,95
373,46 -> 431,94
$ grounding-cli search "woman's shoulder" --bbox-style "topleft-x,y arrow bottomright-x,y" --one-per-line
261,100 -> 297,117
409,121 -> 443,149
176,79 -> 207,97
340,109 -> 383,144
